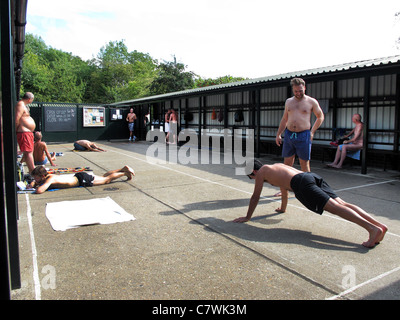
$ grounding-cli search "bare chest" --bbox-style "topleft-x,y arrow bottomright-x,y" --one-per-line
287,100 -> 312,115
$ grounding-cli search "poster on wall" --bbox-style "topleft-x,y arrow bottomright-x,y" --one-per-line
109,108 -> 124,121
83,107 -> 105,127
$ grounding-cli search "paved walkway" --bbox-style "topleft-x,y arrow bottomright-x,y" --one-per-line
12,140 -> 400,300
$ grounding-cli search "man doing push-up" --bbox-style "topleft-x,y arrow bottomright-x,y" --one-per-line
234,160 -> 387,248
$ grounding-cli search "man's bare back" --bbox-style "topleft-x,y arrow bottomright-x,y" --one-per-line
350,122 -> 363,146
258,163 -> 300,190
169,110 -> 178,122
41,174 -> 80,190
33,141 -> 50,161
74,140 -> 106,152
33,141 -> 45,161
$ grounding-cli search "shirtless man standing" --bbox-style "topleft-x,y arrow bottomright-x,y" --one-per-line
126,108 -> 137,141
15,92 -> 36,173
276,78 -> 324,172
328,113 -> 363,169
234,160 -> 388,248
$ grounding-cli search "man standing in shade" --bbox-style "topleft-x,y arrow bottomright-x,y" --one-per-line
15,92 -> 36,173
126,107 -> 137,141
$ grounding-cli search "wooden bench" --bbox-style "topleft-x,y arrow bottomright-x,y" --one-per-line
259,139 -> 399,172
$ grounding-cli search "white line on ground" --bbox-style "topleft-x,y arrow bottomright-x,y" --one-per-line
107,147 -> 400,298
326,265 -> 400,300
25,193 -> 41,300
335,180 -> 398,192
109,147 -> 400,238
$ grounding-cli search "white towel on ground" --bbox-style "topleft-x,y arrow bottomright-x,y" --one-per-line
45,196 -> 135,231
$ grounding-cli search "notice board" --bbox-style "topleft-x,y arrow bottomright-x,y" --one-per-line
44,106 -> 77,132
83,107 -> 105,127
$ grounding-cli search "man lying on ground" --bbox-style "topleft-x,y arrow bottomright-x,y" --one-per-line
234,160 -> 387,248
73,139 -> 106,152
29,165 -> 135,194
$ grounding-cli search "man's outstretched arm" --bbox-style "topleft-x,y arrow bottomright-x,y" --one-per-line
233,174 -> 264,223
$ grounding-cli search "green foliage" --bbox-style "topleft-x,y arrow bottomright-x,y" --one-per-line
21,34 -> 88,102
150,58 -> 195,95
195,75 -> 248,88
21,34 -> 247,103
88,40 -> 158,102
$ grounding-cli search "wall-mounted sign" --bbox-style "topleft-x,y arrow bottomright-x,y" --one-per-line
83,107 -> 105,127
44,106 -> 77,132
110,108 -> 124,121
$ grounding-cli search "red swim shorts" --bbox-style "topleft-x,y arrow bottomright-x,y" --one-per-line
17,132 -> 34,152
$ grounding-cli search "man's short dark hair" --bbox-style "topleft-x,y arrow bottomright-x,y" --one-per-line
253,159 -> 263,171
247,159 -> 264,179
31,166 -> 47,177
290,78 -> 305,87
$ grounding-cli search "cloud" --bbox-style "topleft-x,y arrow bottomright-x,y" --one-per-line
26,0 -> 400,78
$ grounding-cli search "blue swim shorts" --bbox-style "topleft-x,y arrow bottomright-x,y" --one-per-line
34,157 -> 48,165
73,142 -> 87,151
282,129 -> 311,161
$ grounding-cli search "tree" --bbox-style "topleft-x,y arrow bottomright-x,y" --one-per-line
44,48 -> 87,102
21,35 -> 247,104
20,50 -> 52,101
150,56 -> 195,95
21,34 -> 88,102
88,40 -> 158,102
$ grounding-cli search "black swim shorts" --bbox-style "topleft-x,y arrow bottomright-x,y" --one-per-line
74,172 -> 94,187
290,172 -> 338,214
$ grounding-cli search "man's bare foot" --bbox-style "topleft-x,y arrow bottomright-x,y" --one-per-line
362,227 -> 383,248
273,191 -> 281,197
375,224 -> 388,244
122,166 -> 135,180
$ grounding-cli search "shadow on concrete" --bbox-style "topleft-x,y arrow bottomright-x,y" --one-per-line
190,216 -> 368,254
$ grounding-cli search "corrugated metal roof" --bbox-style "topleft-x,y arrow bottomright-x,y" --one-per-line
112,55 -> 400,105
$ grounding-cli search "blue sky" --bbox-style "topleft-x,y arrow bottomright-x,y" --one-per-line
26,0 -> 400,79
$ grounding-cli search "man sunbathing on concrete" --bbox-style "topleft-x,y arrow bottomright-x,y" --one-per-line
233,160 -> 387,248
29,165 -> 135,194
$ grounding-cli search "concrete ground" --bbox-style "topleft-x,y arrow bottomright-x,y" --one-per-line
11,139 -> 400,300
